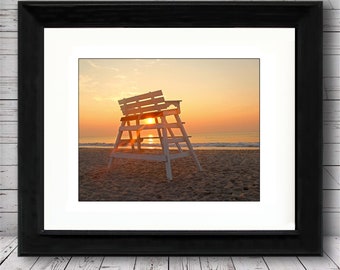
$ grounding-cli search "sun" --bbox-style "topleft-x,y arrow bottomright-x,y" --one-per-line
145,118 -> 155,124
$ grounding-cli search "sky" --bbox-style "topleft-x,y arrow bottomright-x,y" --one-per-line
79,58 -> 259,141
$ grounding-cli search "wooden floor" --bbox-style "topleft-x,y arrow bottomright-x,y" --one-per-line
0,236 -> 338,270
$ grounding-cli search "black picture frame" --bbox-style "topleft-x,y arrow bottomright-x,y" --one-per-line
18,1 -> 323,255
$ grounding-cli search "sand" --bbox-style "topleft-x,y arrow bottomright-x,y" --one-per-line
79,148 -> 259,201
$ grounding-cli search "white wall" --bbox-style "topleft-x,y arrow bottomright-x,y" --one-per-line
0,0 -> 339,236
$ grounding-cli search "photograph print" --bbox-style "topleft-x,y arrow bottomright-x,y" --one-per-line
79,58 -> 260,201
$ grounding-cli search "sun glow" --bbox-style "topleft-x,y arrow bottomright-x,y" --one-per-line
145,118 -> 155,125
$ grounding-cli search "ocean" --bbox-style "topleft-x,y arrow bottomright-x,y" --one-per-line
79,131 -> 259,150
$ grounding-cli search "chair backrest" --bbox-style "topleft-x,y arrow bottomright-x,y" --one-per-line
118,90 -> 167,116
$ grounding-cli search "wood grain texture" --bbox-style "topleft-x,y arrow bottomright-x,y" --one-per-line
134,257 -> 168,270
0,247 -> 37,270
0,189 -> 17,212
169,257 -> 201,270
0,237 -> 339,269
323,190 -> 340,212
329,0 -> 340,9
0,237 -> 16,265
0,9 -> 17,32
298,253 -> 339,270
323,32 -> 340,55
324,55 -> 340,78
0,166 -> 17,189
323,77 -> 340,100
0,144 -> 17,166
323,10 -> 340,31
0,212 -> 17,235
0,76 -> 17,99
0,235 -> 15,252
101,256 -> 136,270
200,257 -> 235,270
323,212 -> 340,236
0,122 -> 17,143
232,256 -> 268,270
323,166 -> 340,189
324,122 -> 340,143
65,257 -> 104,270
264,257 -> 305,270
323,96 -> 340,122
323,144 -> 340,165
0,100 -> 17,121
31,257 -> 71,270
0,55 -> 16,77
323,236 -> 340,267
0,32 -> 17,55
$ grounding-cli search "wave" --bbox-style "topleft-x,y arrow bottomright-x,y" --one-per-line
79,142 -> 259,149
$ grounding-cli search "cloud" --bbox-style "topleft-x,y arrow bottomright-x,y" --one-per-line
86,60 -> 119,72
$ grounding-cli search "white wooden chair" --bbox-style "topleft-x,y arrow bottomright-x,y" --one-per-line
108,90 -> 202,180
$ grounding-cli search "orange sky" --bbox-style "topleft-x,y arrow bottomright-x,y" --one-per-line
79,59 -> 259,139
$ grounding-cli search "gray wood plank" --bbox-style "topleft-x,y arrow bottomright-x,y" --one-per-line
324,77 -> 340,100
329,0 -> 340,9
323,236 -> 340,267
100,256 -> 136,270
0,165 -> 17,189
264,257 -> 305,270
0,32 -> 17,55
0,55 -> 16,77
324,122 -> 340,144
0,0 -> 18,10
324,32 -> 340,55
0,236 -> 15,252
0,237 -> 16,265
324,10 -> 340,31
299,253 -> 339,269
134,257 -> 168,270
0,212 -> 17,235
323,166 -> 340,189
323,144 -> 340,165
169,257 -> 201,270
0,144 -> 17,166
0,100 -> 17,121
323,212 -> 340,236
0,122 -> 17,144
323,190 -> 340,213
200,257 -> 235,270
0,76 -> 17,99
324,55 -> 340,78
0,247 -> 38,270
65,257 -> 103,270
0,189 -> 17,212
0,9 -> 17,32
232,256 -> 268,270
31,256 -> 71,270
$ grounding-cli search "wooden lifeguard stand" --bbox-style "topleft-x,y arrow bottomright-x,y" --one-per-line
107,90 -> 202,180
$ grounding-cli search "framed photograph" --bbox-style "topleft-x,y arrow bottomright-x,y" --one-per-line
18,1 -> 323,255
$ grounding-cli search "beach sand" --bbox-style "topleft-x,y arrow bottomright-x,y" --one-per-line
79,148 -> 259,201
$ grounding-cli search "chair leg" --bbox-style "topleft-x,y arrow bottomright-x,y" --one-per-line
161,117 -> 172,180
164,116 -> 183,152
175,114 -> 202,171
136,119 -> 141,151
127,121 -> 135,150
155,118 -> 164,149
108,121 -> 125,169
